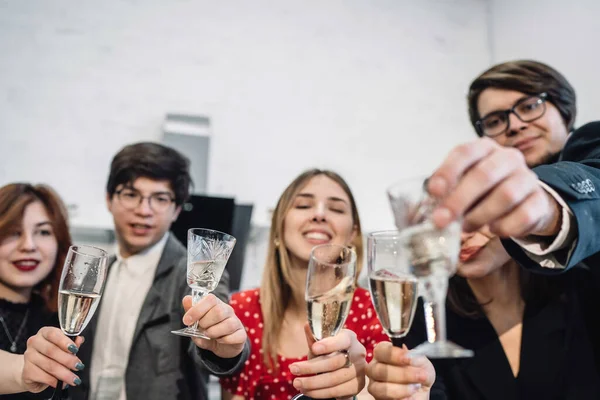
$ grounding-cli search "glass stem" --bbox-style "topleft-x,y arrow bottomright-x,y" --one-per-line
420,273 -> 449,343
189,289 -> 205,331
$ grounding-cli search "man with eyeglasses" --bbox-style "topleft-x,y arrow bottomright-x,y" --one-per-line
431,59 -> 600,366
367,61 -> 600,399
68,142 -> 249,400
428,60 -> 600,271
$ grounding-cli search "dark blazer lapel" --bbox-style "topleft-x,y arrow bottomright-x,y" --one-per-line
462,336 -> 518,400
130,235 -> 186,344
518,299 -> 568,399
430,304 -> 518,400
462,300 -> 567,400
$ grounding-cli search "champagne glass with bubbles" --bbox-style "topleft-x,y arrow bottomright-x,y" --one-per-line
367,231 -> 418,348
388,176 -> 473,359
171,228 -> 236,339
306,244 -> 356,341
294,244 -> 356,400
51,245 -> 108,400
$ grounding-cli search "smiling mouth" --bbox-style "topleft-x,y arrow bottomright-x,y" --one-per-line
459,246 -> 483,263
130,223 -> 153,233
514,137 -> 540,151
304,231 -> 332,242
13,260 -> 40,271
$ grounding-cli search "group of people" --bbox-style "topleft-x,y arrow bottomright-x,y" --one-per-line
0,58 -> 598,400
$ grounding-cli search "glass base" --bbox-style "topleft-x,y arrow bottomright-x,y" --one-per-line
411,340 -> 474,359
171,327 -> 210,339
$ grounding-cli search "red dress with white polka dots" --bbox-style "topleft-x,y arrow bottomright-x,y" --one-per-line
220,287 -> 389,400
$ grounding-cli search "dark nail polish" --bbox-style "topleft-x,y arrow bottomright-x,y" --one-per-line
68,344 -> 79,354
75,362 -> 85,371
73,377 -> 82,386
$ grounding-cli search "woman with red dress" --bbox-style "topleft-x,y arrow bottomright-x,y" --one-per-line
220,169 -> 388,400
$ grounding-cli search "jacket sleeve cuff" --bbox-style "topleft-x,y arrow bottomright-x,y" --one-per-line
511,181 -> 577,268
192,338 -> 250,377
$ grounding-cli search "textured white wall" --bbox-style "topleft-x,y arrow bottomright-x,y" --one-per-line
0,0 -> 490,232
488,0 -> 598,128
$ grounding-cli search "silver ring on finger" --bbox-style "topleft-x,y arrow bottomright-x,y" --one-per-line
340,350 -> 352,368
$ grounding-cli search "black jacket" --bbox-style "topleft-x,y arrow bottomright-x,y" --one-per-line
405,270 -> 600,400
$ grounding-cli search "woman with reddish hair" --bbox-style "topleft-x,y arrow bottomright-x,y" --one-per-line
0,183 -> 84,398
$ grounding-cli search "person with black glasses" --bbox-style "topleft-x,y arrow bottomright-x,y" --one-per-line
29,143 -> 250,400
428,60 -> 600,272
366,60 -> 600,399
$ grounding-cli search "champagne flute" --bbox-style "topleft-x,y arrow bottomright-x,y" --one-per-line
295,244 -> 356,400
171,228 -> 236,338
306,244 -> 356,340
388,176 -> 473,359
50,245 -> 108,400
367,231 -> 418,348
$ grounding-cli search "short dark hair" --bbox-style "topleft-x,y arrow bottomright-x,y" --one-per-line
106,142 -> 192,205
468,60 -> 577,135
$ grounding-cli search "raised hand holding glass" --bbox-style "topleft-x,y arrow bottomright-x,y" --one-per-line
388,176 -> 473,359
295,244 -> 356,400
171,228 -> 236,339
50,245 -> 108,400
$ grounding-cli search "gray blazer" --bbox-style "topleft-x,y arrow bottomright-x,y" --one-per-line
71,234 -> 249,400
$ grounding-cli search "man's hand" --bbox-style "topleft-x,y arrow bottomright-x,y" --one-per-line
182,294 -> 247,359
428,138 -> 562,238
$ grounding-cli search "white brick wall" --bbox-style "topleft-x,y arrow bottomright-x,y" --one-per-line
0,0 -> 490,231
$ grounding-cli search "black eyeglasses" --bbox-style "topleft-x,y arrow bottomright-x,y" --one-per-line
476,93 -> 548,138
115,188 -> 175,213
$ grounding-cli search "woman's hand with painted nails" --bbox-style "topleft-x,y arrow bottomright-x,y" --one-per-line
21,326 -> 85,392
289,324 -> 367,400
366,342 -> 435,400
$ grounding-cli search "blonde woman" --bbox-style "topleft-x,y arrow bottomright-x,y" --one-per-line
220,169 -> 388,400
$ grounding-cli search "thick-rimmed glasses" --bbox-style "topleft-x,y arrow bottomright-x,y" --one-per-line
476,92 -> 548,137
115,188 -> 175,213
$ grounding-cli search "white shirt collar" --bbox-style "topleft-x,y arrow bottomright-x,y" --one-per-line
90,232 -> 171,400
114,232 -> 170,276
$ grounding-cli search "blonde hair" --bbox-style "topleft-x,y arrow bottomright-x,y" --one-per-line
259,169 -> 363,371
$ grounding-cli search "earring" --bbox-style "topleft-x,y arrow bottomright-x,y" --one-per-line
274,237 -> 280,247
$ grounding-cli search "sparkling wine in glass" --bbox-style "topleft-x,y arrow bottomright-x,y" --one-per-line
388,176 -> 473,359
51,245 -> 108,400
296,244 -> 356,400
367,231 -> 418,348
171,228 -> 236,339
306,244 -> 356,341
